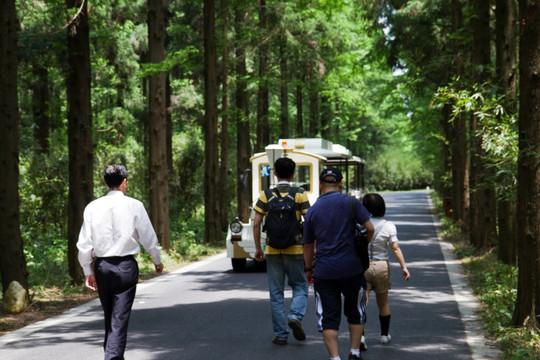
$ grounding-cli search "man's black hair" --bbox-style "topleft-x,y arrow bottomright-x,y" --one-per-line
362,193 -> 386,217
274,157 -> 296,180
104,164 -> 129,188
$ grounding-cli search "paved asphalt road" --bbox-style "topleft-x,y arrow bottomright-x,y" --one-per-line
0,191 -> 503,360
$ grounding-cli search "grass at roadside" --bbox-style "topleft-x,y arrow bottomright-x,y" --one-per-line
431,193 -> 540,360
0,247 -> 223,336
461,250 -> 540,360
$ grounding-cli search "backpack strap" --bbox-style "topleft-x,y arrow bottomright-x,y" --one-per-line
288,186 -> 299,201
264,188 -> 277,203
266,187 -> 298,200
288,187 -> 301,218
265,186 -> 300,211
272,186 -> 301,221
350,196 -> 357,222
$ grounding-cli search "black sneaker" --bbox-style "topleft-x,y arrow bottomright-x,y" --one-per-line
287,318 -> 306,341
348,353 -> 363,360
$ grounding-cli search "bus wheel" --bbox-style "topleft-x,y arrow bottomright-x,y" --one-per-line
231,258 -> 247,272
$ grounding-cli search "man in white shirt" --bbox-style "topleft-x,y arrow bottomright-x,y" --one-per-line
77,164 -> 163,360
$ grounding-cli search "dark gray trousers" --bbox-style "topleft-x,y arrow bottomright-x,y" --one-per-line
95,255 -> 139,360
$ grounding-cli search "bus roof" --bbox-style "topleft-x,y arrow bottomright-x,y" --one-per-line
276,138 -> 364,162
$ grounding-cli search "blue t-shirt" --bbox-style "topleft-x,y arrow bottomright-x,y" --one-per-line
303,191 -> 371,279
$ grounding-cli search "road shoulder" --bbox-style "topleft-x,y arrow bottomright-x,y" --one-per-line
427,193 -> 503,360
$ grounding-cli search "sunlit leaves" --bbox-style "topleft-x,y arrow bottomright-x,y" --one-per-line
434,81 -> 518,197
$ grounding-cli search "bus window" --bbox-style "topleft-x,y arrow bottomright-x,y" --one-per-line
260,164 -> 271,190
294,164 -> 311,192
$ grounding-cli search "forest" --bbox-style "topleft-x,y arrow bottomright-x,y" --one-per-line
1,0 -> 539,357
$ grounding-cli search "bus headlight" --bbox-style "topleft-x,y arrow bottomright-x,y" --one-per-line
230,218 -> 243,241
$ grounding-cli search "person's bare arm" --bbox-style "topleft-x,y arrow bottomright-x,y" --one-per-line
303,243 -> 315,282
390,242 -> 410,281
363,219 -> 375,243
253,212 -> 265,262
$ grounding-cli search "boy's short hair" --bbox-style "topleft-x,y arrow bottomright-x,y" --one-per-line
362,193 -> 386,217
274,157 -> 296,180
104,164 -> 129,188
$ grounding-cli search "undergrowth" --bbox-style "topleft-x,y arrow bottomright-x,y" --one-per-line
431,191 -> 540,360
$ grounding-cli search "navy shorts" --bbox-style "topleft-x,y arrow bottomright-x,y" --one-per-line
314,273 -> 367,331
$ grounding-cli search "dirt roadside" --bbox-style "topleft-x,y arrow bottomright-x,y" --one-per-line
0,289 -> 98,336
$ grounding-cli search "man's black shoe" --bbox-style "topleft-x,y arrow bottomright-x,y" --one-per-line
287,318 -> 306,341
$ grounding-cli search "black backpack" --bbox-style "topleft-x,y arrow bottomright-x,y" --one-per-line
350,196 -> 370,273
263,187 -> 301,249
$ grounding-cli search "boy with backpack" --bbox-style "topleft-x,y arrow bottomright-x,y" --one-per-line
253,157 -> 311,345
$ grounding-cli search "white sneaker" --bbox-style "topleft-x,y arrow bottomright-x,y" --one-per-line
360,335 -> 367,351
380,334 -> 392,344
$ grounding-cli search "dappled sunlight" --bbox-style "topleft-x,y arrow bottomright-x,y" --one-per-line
392,220 -> 439,226
405,258 -> 456,267
399,340 -> 468,353
391,288 -> 456,304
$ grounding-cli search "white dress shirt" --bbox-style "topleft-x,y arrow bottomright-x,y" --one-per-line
77,190 -> 162,276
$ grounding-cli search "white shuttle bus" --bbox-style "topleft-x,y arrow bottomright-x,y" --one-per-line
226,138 -> 365,272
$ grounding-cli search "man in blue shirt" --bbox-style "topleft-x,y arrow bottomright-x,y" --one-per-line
303,167 -> 374,360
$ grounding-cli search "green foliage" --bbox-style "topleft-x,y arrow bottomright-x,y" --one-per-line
168,131 -> 207,256
140,47 -> 199,77
367,147 -> 434,191
465,252 -> 517,332
461,252 -> 540,359
170,209 -> 207,261
170,131 -> 205,214
23,232 -> 71,288
19,150 -> 71,288
435,81 -> 518,200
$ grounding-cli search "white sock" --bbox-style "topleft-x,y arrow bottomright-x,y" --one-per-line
330,357 -> 341,360
350,349 -> 360,356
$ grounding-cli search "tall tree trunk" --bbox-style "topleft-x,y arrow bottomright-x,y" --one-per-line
204,0 -> 222,242
450,0 -> 469,229
512,0 -> 540,328
469,0 -> 497,248
495,0 -> 518,265
440,103 -> 453,207
308,71 -> 318,137
166,76 -> 173,175
148,0 -> 170,250
296,82 -> 304,137
219,0 -> 230,231
32,65 -> 50,154
451,112 -> 469,227
279,38 -> 289,139
256,0 -> 269,152
320,95 -> 331,139
66,0 -> 93,284
235,7 -> 251,222
0,0 -> 29,295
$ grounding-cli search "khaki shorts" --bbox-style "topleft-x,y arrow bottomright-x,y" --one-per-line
364,260 -> 391,293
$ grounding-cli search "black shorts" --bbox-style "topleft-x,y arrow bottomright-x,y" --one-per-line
314,273 -> 367,331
